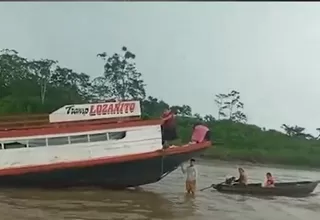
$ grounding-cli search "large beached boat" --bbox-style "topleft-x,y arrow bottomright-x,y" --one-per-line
0,100 -> 211,188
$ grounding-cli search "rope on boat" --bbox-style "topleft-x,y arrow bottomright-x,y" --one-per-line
157,149 -> 174,180
161,151 -> 164,176
153,150 -> 168,182
156,149 -> 166,181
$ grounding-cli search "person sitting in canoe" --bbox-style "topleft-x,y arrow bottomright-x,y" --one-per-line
234,167 -> 248,185
224,168 -> 248,185
263,172 -> 275,187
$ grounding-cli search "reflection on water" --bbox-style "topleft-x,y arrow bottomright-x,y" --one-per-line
0,160 -> 320,220
0,188 -> 180,220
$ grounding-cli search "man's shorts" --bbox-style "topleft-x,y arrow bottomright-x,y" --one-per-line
186,180 -> 196,193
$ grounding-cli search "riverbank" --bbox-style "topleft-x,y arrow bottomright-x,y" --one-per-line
195,157 -> 320,173
201,146 -> 320,169
177,118 -> 320,168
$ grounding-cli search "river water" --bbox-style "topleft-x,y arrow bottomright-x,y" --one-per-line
0,160 -> 319,220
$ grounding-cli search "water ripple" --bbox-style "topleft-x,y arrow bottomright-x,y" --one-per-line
0,160 -> 319,220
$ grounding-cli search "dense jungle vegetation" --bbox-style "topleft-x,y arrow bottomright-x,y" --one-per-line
1,47 -> 320,167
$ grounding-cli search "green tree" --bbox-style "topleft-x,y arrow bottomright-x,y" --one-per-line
193,113 -> 203,121
214,93 -> 228,120
170,105 -> 192,117
203,114 -> 215,123
97,46 -> 146,100
0,48 -> 92,114
0,49 -> 30,99
281,124 -> 314,139
215,90 -> 247,123
141,96 -> 169,118
316,128 -> 320,140
28,59 -> 57,104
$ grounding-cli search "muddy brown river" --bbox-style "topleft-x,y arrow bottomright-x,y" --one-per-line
0,160 -> 319,220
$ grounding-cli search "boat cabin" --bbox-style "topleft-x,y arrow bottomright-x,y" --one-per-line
0,101 -> 165,167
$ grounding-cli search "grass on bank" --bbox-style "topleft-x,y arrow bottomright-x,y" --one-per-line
176,117 -> 320,167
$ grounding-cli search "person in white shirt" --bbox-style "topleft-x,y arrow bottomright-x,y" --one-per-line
181,158 -> 198,195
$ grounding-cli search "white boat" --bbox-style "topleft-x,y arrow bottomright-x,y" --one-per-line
0,100 -> 211,188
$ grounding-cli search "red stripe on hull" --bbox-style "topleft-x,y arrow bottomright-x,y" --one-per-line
0,141 -> 211,177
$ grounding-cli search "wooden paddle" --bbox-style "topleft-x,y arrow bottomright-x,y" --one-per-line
200,181 -> 224,191
199,176 -> 237,192
199,184 -> 214,191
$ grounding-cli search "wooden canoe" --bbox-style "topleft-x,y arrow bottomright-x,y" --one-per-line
212,181 -> 319,197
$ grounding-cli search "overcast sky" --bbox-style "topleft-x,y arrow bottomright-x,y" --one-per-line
1,2 -> 320,134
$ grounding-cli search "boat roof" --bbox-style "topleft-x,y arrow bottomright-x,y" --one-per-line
0,100 -> 159,139
0,118 -> 161,139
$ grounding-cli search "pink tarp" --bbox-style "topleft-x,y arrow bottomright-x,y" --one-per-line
191,125 -> 209,143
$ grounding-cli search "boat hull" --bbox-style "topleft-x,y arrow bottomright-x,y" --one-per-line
0,143 -> 210,188
213,181 -> 319,197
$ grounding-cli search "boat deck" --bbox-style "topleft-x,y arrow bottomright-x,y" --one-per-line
0,114 -> 142,132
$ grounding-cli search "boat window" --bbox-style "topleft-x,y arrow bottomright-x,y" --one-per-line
70,134 -> 88,144
108,131 -> 126,140
89,133 -> 108,142
47,136 -> 69,146
3,141 -> 27,149
29,138 -> 47,147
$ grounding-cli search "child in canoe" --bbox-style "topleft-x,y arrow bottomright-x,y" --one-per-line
264,172 -> 275,187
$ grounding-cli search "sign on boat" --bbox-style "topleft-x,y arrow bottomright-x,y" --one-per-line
50,100 -> 141,123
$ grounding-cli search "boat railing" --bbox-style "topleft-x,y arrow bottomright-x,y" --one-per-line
0,113 -> 49,121
0,114 -> 49,129
0,114 -> 142,131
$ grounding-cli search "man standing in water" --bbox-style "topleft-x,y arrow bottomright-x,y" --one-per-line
181,158 -> 198,195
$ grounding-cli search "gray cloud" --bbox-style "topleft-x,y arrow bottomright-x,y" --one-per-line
1,2 -> 320,134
